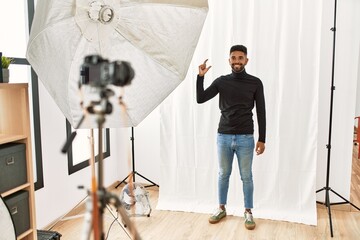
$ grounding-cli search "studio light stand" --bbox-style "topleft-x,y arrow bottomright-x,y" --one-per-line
116,127 -> 159,189
316,0 -> 360,237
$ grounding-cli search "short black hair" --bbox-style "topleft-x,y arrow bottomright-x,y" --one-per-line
230,45 -> 247,55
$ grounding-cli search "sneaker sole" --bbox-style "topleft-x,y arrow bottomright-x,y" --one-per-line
208,215 -> 226,224
245,223 -> 256,230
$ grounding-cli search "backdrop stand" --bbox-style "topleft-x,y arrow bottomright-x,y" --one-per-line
116,127 -> 159,189
316,0 -> 360,237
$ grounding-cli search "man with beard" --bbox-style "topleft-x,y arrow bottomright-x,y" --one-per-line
196,45 -> 266,230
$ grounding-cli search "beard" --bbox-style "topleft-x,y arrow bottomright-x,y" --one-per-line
231,64 -> 245,72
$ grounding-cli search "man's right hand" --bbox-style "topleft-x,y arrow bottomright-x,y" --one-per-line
198,59 -> 212,77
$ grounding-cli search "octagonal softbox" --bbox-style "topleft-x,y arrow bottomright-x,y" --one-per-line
27,0 -> 208,128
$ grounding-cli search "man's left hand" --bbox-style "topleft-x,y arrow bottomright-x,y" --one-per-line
256,141 -> 265,155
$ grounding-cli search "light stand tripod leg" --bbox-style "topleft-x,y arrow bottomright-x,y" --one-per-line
134,172 -> 159,188
325,189 -> 334,237
330,189 -> 360,211
116,172 -> 133,188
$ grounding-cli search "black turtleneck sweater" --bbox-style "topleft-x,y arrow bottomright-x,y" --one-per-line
196,70 -> 266,143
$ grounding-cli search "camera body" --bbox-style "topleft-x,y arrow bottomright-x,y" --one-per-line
80,55 -> 134,87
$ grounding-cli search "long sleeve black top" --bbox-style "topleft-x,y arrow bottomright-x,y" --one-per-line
196,69 -> 266,143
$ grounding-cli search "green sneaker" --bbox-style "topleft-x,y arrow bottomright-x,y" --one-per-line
209,208 -> 226,224
244,212 -> 256,230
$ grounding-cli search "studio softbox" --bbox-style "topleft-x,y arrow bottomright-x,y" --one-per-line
26,0 -> 208,128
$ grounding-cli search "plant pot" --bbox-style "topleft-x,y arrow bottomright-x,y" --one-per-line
1,69 -> 9,83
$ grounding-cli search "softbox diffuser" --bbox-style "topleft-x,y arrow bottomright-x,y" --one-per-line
26,0 -> 208,128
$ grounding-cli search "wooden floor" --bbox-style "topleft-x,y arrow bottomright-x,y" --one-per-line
48,181 -> 360,240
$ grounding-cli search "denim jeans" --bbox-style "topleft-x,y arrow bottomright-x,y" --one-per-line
217,133 -> 255,209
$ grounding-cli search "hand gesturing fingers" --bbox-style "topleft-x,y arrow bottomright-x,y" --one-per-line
199,59 -> 211,76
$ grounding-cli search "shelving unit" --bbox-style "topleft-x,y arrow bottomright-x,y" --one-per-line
0,83 -> 37,240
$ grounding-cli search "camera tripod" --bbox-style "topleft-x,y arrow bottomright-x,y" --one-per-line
62,87 -> 141,240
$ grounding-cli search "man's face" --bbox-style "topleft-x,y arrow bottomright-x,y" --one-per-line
229,51 -> 248,72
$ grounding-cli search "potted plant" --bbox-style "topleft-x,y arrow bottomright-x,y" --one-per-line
1,56 -> 14,83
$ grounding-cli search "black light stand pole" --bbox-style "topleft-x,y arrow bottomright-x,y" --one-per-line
316,0 -> 360,237
116,127 -> 159,188
0,52 -> 3,83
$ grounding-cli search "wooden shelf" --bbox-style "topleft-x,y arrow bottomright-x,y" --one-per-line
18,229 -> 34,240
0,83 -> 37,240
1,183 -> 31,198
0,134 -> 27,145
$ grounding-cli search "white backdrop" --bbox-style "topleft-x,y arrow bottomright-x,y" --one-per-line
157,0 -> 360,225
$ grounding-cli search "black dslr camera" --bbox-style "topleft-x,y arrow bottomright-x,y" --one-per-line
80,55 -> 134,87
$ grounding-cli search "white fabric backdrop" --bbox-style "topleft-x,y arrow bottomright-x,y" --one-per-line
157,0 -> 360,225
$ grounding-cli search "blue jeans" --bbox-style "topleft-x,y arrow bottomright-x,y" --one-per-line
217,133 -> 255,209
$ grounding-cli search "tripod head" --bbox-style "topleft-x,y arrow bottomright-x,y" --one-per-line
86,87 -> 114,116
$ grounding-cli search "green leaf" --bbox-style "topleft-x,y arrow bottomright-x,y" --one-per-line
1,56 -> 14,69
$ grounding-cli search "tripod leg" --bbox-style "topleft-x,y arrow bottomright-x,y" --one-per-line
115,172 -> 133,188
134,172 -> 159,187
316,187 -> 326,193
325,189 -> 334,237
116,204 -> 141,240
105,204 -> 132,238
330,189 -> 360,211
106,191 -> 141,240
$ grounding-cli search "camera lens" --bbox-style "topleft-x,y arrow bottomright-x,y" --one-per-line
112,61 -> 135,87
80,55 -> 134,87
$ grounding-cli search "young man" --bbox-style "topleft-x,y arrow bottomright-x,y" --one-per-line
196,45 -> 266,230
